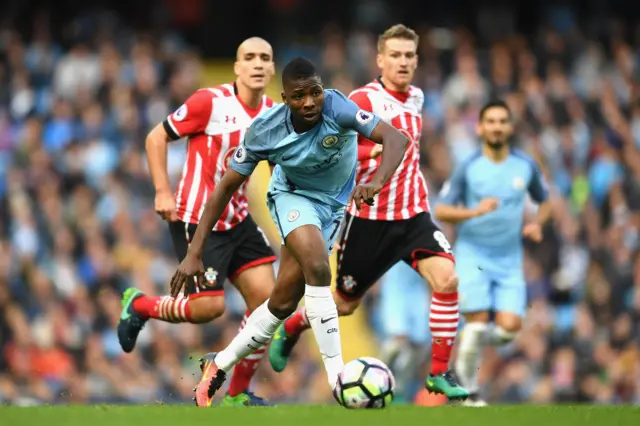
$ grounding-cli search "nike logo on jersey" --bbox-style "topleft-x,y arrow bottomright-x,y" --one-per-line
320,316 -> 336,324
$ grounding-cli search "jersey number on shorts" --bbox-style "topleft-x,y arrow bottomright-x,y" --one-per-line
433,231 -> 452,254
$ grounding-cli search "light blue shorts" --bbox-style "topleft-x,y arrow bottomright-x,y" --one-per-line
379,261 -> 429,345
267,191 -> 344,253
455,242 -> 527,317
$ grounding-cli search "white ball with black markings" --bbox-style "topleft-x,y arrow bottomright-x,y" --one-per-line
334,357 -> 395,409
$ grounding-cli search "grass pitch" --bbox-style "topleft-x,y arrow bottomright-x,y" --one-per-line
2,405 -> 638,426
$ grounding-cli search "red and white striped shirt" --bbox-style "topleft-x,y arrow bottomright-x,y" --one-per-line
164,83 -> 275,231
347,80 -> 429,221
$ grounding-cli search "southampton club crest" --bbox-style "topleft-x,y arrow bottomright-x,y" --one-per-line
342,275 -> 357,292
204,267 -> 218,287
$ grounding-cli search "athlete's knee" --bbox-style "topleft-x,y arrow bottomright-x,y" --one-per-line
431,268 -> 459,293
418,256 -> 458,293
241,279 -> 273,312
495,313 -> 522,335
302,258 -> 332,288
267,297 -> 298,320
188,296 -> 225,323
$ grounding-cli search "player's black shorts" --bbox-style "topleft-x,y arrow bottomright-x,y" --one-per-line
335,212 -> 455,301
169,215 -> 276,299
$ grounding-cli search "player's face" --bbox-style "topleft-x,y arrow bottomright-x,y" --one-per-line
282,76 -> 325,125
377,38 -> 418,90
235,41 -> 275,90
477,106 -> 513,148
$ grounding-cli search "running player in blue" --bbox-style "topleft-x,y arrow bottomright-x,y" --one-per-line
169,57 -> 409,407
434,100 -> 551,406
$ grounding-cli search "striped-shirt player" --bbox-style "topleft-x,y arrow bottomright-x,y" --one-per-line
116,37 -> 279,407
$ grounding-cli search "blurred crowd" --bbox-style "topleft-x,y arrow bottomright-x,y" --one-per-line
1,6 -> 640,406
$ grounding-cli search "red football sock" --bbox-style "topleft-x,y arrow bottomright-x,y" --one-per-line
429,292 -> 459,375
132,295 -> 193,323
228,310 -> 265,397
283,307 -> 310,336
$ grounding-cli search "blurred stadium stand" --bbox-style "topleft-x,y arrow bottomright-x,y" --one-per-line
1,0 -> 640,406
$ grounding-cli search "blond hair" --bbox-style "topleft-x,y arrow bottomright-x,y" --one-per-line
377,24 -> 419,53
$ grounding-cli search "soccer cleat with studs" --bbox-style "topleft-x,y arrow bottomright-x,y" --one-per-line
425,370 -> 469,401
193,352 -> 226,407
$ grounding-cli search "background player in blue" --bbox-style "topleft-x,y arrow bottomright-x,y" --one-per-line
169,57 -> 409,407
435,100 -> 551,406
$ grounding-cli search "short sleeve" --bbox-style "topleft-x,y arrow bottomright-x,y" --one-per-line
163,90 -> 214,140
229,123 -> 267,176
328,90 -> 381,139
528,162 -> 550,203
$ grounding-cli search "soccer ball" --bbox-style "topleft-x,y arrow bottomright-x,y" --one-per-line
334,357 -> 395,409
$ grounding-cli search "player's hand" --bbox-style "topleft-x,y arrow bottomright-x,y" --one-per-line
522,223 -> 543,243
170,251 -> 204,298
474,198 -> 500,217
370,144 -> 383,159
155,189 -> 178,222
349,182 -> 383,211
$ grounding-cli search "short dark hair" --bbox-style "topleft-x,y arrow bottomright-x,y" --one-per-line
282,57 -> 318,86
479,99 -> 511,121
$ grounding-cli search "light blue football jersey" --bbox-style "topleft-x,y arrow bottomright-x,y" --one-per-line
230,89 -> 381,208
438,148 -> 549,258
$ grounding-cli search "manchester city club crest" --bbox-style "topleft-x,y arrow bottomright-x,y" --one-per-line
512,176 -> 525,190
287,209 -> 300,222
321,134 -> 339,148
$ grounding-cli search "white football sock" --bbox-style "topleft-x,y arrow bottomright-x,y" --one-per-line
454,322 -> 488,393
305,284 -> 344,388
487,325 -> 518,346
215,300 -> 282,373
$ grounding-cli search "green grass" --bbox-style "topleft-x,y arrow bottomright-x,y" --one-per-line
1,405 -> 639,426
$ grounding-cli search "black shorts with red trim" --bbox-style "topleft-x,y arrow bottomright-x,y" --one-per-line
335,212 -> 455,301
169,215 -> 276,299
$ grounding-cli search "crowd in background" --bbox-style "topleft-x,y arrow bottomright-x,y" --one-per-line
1,6 -> 640,405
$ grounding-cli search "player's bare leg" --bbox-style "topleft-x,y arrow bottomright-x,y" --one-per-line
193,247 -> 305,407
194,226 -> 344,406
456,311 -> 520,406
118,263 -> 274,406
416,256 -> 469,400
270,288 -> 360,372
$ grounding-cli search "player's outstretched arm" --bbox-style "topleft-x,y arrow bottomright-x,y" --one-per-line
367,122 -> 409,187
435,163 -> 499,224
146,124 -> 177,221
170,169 -> 248,297
349,121 -> 408,210
149,90 -> 214,222
435,199 -> 499,224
